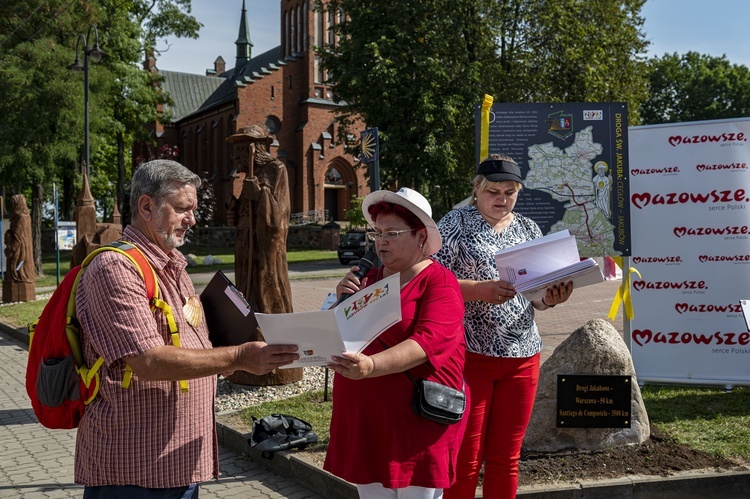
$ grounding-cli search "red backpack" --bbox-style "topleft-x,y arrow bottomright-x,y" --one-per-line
25,241 -> 185,429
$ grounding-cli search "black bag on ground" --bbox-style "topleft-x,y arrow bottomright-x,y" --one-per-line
412,379 -> 466,425
249,414 -> 318,459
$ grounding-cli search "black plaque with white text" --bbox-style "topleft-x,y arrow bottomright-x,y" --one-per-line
557,375 -> 632,428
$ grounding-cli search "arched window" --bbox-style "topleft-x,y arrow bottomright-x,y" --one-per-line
292,7 -> 298,54
296,6 -> 301,53
324,167 -> 344,185
327,8 -> 335,46
265,115 -> 281,134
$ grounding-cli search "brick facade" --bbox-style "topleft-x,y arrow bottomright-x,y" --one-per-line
137,0 -> 369,226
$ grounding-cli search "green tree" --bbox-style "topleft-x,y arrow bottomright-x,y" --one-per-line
640,52 -> 750,125
95,0 -> 199,214
344,195 -> 367,228
495,0 -> 649,118
0,0 -> 199,274
318,0 -> 650,215
317,0 -> 497,217
0,0 -> 93,274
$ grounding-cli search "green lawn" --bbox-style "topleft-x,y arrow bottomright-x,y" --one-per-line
35,246 -> 336,286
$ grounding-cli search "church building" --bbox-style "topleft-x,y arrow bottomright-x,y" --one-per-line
136,0 -> 368,226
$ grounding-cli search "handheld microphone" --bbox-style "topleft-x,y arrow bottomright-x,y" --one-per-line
338,251 -> 378,303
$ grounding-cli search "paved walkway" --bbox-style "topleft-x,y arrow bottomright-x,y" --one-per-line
0,259 -> 624,498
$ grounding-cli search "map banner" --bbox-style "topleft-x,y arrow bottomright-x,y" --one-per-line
629,118 -> 750,386
475,102 -> 630,257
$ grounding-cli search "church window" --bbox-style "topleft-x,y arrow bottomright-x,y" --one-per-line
301,2 -> 307,51
265,116 -> 281,134
324,167 -> 344,185
316,9 -> 324,47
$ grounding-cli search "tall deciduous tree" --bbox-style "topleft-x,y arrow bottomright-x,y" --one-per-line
640,52 -> 750,125
318,0 -> 650,215
0,0 -> 199,275
94,0 -> 199,215
495,0 -> 649,115
0,0 -> 92,275
317,0 -> 497,216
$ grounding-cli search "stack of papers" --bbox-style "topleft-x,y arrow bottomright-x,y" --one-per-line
494,230 -> 605,301
255,273 -> 402,368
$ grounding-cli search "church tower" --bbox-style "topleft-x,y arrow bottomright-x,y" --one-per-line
234,0 -> 253,71
277,0 -> 364,220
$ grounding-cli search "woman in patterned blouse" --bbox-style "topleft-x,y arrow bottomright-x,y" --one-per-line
434,154 -> 573,499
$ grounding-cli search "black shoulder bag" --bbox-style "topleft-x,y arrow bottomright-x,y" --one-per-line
378,339 -> 465,425
407,370 -> 466,425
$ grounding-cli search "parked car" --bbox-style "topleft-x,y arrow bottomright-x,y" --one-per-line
338,228 -> 372,265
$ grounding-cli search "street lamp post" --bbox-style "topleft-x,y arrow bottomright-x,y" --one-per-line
68,25 -> 104,178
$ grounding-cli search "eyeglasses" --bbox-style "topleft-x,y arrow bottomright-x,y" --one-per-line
366,229 -> 416,241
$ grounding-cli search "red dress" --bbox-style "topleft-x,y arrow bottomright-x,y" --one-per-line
324,261 -> 467,488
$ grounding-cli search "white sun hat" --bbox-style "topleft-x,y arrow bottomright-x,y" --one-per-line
361,187 -> 442,255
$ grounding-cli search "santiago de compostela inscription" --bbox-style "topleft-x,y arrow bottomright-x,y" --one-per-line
557,375 -> 632,428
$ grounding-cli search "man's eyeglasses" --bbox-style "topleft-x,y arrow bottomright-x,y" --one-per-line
366,229 -> 416,242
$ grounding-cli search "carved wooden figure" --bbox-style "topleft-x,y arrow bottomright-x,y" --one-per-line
2,194 -> 36,302
226,125 -> 301,385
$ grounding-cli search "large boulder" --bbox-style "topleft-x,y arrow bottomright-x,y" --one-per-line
523,318 -> 650,452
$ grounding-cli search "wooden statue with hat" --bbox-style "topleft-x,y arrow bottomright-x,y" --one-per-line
226,125 -> 301,385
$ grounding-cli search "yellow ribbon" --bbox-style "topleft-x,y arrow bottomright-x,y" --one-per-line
480,94 -> 494,162
608,256 -> 641,321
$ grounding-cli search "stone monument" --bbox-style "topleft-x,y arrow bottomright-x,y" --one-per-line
523,318 -> 650,452
2,194 -> 35,302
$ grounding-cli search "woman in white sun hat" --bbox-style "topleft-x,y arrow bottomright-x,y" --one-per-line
324,187 -> 467,499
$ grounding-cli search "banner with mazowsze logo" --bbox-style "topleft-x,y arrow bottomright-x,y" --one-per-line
629,118 -> 750,386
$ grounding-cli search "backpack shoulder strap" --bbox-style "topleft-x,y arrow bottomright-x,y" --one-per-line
77,241 -> 188,393
81,241 -> 159,301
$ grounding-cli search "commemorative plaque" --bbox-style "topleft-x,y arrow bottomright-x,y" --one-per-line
557,375 -> 632,428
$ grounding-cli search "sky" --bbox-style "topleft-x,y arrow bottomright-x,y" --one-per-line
155,0 -> 750,75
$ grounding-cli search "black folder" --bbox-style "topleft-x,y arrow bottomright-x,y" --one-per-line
200,270 -> 259,346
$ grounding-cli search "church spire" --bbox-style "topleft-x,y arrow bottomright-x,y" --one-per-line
235,0 -> 253,68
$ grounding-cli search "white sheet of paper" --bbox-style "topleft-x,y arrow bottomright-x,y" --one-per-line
255,272 -> 402,368
740,300 -> 750,330
320,292 -> 337,310
494,229 -> 570,254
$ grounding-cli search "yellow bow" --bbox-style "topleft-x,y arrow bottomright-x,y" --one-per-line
480,94 -> 494,162
608,257 -> 641,321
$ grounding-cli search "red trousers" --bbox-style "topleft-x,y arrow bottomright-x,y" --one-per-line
445,352 -> 540,499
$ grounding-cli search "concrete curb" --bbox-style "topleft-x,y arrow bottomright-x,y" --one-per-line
0,320 -> 27,345
515,470 -> 750,498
